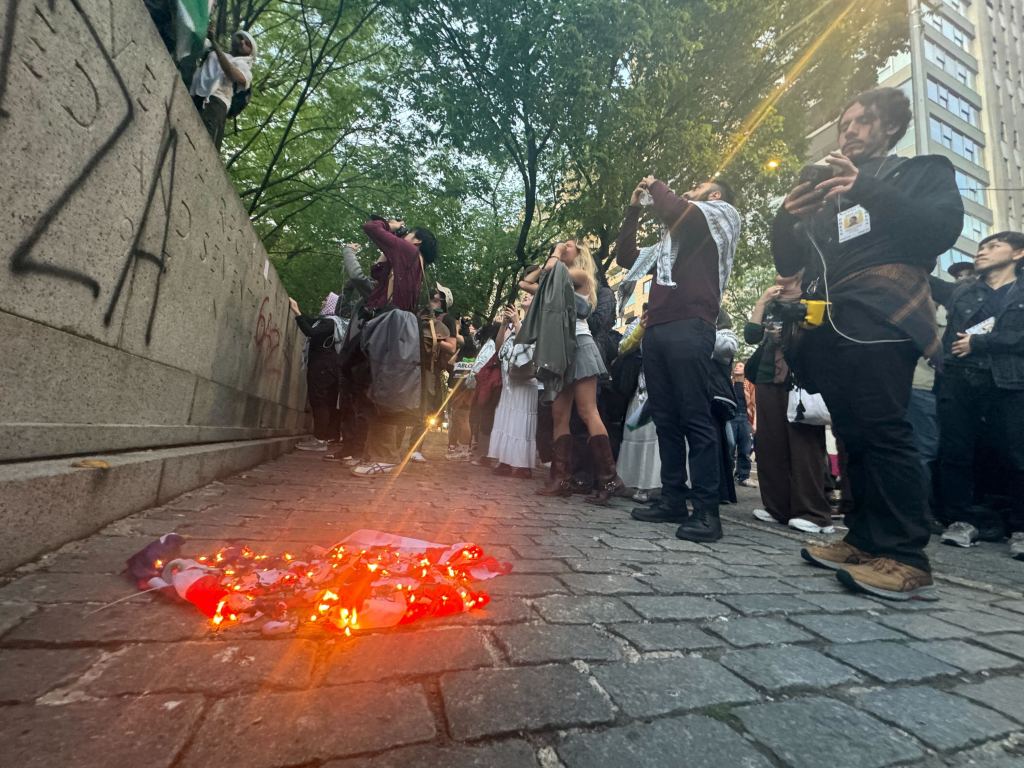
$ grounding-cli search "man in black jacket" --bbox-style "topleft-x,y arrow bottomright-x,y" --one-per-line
937,231 -> 1024,560
772,87 -> 963,600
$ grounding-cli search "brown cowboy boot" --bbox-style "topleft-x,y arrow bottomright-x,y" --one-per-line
586,434 -> 625,505
537,434 -> 573,497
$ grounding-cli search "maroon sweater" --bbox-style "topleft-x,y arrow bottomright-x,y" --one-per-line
614,181 -> 721,328
363,219 -> 423,312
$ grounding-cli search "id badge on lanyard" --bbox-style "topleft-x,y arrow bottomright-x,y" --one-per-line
837,205 -> 871,243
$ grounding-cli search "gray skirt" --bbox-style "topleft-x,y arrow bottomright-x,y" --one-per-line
569,334 -> 608,382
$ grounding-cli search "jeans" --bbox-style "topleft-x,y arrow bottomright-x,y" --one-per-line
938,370 -> 1024,533
727,415 -> 753,480
906,388 -> 938,517
643,318 -> 719,511
799,324 -> 930,571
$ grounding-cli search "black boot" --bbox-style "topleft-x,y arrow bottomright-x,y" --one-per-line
586,435 -> 625,505
537,435 -> 573,497
631,497 -> 689,523
676,505 -> 723,542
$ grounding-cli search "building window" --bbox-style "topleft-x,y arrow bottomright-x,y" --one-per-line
924,12 -> 972,52
929,116 -> 980,163
923,39 -> 975,88
926,78 -> 979,126
961,213 -> 990,242
642,280 -> 651,295
954,169 -> 987,206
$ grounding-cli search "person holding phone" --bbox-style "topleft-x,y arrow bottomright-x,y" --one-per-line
772,87 -> 963,600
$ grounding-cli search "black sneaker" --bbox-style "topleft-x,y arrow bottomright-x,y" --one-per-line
631,499 -> 688,524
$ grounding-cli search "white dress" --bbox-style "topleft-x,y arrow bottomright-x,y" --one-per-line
487,332 -> 538,469
617,370 -> 662,491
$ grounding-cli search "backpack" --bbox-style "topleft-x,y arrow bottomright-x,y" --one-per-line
227,85 -> 251,118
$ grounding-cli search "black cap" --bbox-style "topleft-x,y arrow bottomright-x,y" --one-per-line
947,261 -> 974,279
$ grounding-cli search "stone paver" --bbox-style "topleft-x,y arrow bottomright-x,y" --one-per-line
704,615 -> 815,647
622,595 -> 731,620
181,684 -> 437,768
1,695 -> 205,768
441,664 -> 614,739
557,715 -> 774,768
720,645 -> 860,691
592,657 -> 759,717
3,443 -> 1024,767
609,621 -> 724,652
791,614 -> 907,643
858,686 -> 1018,750
493,624 -> 622,663
826,640 -> 961,683
955,676 -> 1024,723
908,639 -> 1021,673
0,647 -> 103,701
323,628 -> 493,683
325,741 -> 539,767
735,697 -> 923,768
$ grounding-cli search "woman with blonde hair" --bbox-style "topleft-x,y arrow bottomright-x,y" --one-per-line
521,240 -> 623,503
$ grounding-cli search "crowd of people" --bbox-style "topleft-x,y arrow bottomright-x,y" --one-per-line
288,86 -> 1024,603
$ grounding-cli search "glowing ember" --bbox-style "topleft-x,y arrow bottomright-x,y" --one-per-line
127,529 -> 512,636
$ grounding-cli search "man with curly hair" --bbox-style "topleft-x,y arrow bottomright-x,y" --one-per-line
771,87 -> 964,600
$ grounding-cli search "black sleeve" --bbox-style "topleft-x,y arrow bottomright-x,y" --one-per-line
589,287 -> 616,334
743,321 -> 766,345
771,207 -> 811,277
294,315 -> 333,341
848,155 -> 963,266
928,275 -> 955,309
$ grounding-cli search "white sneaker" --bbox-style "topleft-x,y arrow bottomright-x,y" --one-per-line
351,462 -> 395,477
295,439 -> 328,452
941,521 -> 979,548
341,456 -> 360,467
788,517 -> 836,535
411,451 -> 427,463
752,508 -> 775,523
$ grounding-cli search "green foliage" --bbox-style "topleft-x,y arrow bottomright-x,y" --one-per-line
215,0 -> 909,322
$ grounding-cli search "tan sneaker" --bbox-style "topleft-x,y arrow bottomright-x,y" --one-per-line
836,558 -> 938,602
800,540 -> 871,571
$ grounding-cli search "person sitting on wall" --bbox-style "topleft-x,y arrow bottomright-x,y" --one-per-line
189,27 -> 255,150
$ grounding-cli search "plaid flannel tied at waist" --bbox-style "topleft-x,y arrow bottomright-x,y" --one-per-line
830,263 -> 941,363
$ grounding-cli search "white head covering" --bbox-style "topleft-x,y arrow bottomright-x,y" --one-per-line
235,30 -> 256,59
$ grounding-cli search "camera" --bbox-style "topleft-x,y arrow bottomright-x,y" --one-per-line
394,225 -> 410,238
764,299 -> 807,327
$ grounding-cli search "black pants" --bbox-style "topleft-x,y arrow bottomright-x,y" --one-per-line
307,351 -> 341,442
192,96 -> 227,150
643,318 -> 719,511
938,370 -> 1024,534
799,324 -> 930,571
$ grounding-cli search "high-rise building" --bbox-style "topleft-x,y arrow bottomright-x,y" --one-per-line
807,0 -> 1023,276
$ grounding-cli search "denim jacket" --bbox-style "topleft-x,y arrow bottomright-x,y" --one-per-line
943,277 -> 1024,389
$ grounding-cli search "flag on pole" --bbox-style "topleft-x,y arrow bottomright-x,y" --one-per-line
172,0 -> 214,62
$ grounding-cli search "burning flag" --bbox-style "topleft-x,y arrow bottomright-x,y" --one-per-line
125,530 -> 512,636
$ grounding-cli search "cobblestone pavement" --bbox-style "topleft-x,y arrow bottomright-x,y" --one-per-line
2,438 -> 1024,768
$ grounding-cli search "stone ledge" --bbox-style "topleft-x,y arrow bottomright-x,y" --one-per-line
0,437 -> 297,573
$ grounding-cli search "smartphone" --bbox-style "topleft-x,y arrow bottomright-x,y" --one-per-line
798,164 -> 833,187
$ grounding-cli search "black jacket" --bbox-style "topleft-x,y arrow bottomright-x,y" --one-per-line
943,276 -> 1024,389
773,154 -> 963,285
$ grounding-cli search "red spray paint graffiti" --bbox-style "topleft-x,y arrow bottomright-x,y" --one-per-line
253,296 -> 283,382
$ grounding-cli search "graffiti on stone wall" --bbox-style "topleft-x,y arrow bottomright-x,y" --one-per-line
253,296 -> 283,382
1,0 -> 282,365
1,0 -> 133,297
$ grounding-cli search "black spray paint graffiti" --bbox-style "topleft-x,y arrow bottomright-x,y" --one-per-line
2,0 -> 189,345
1,0 -> 133,298
104,117 -> 179,344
